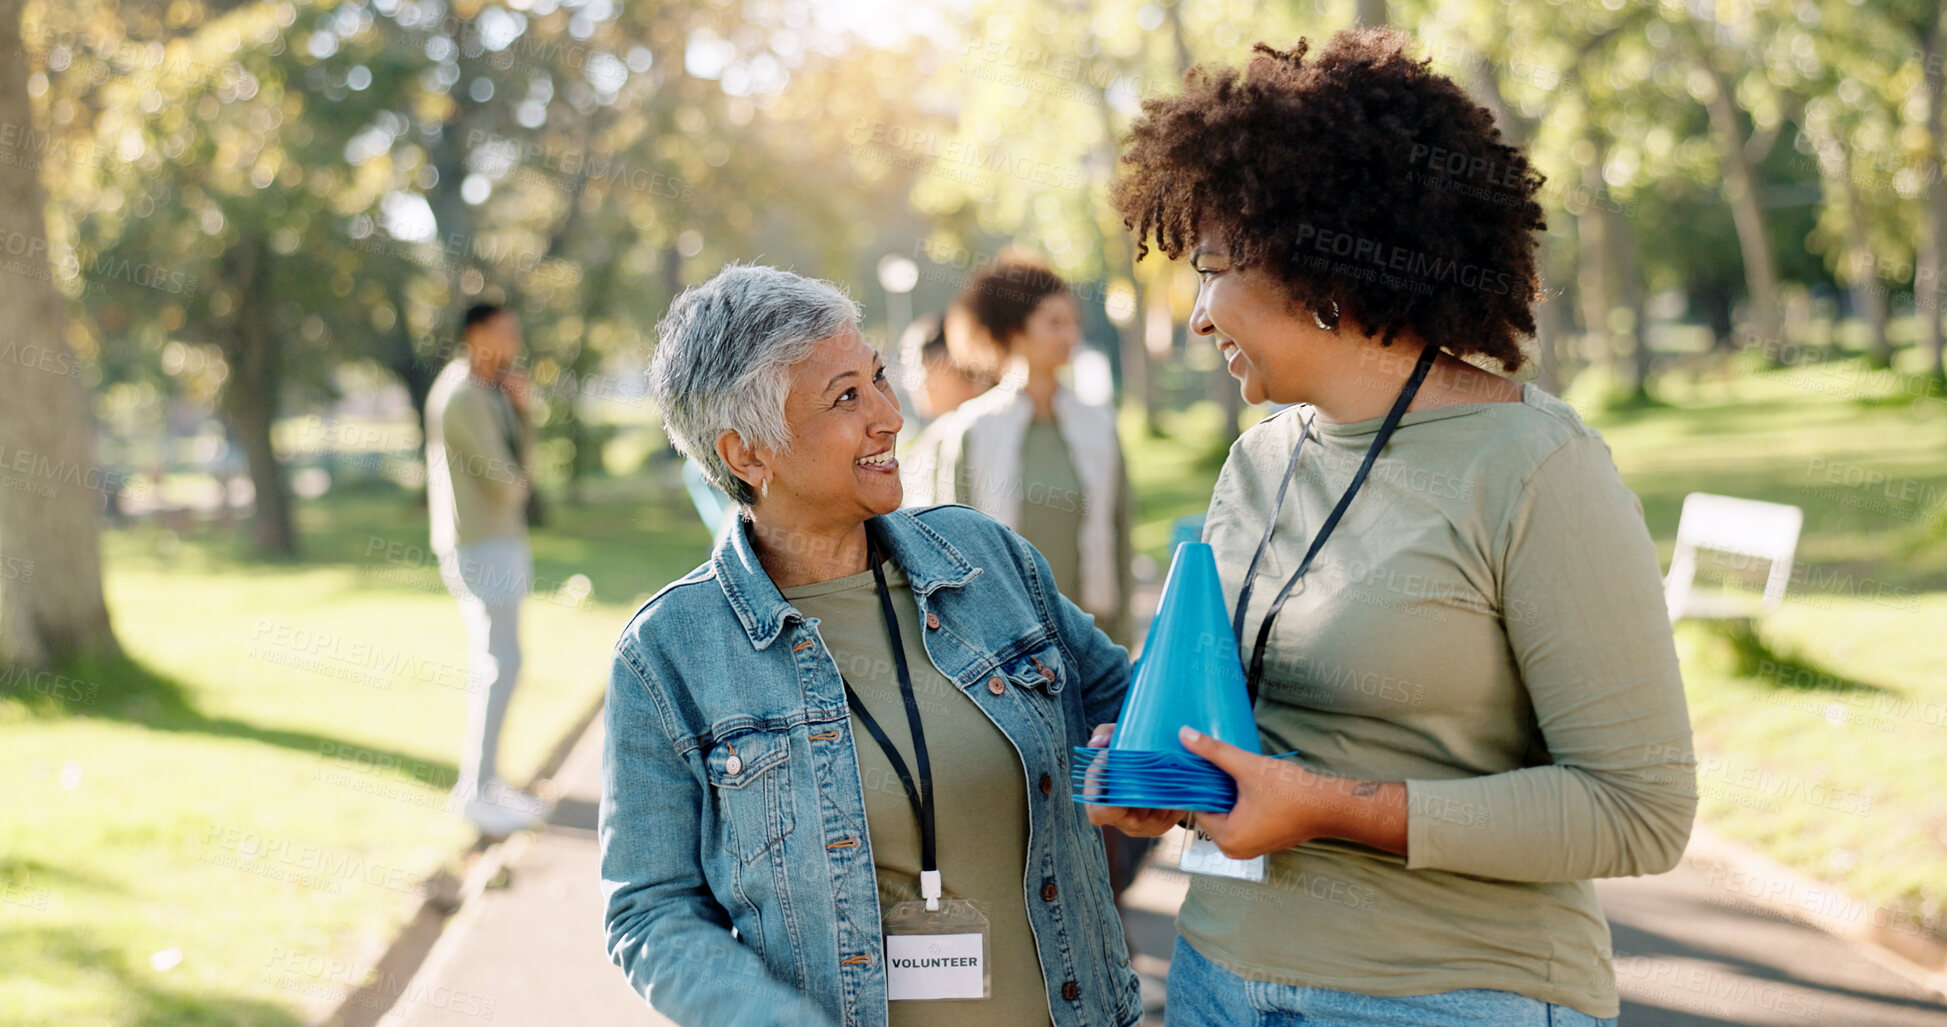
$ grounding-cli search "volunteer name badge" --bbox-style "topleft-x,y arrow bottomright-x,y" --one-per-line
1178,827 -> 1266,882
883,894 -> 991,1001
885,931 -> 985,1000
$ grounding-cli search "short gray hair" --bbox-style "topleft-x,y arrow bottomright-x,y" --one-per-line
651,264 -> 862,505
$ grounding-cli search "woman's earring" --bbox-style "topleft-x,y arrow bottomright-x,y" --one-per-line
1313,298 -> 1340,331
759,477 -> 770,500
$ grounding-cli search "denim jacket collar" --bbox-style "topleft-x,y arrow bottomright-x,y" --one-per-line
711,508 -> 984,650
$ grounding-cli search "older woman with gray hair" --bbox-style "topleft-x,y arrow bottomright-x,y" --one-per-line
600,264 -> 1143,1027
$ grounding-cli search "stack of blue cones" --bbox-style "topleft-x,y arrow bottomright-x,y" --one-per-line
1071,542 -> 1261,814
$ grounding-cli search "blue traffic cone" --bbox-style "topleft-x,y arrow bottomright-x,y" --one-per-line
1110,542 -> 1261,755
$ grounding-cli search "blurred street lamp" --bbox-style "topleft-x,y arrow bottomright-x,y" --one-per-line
877,254 -> 919,344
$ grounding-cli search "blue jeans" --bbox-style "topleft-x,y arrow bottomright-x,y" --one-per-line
1166,936 -> 1616,1027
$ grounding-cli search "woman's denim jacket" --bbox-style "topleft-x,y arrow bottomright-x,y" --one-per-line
600,504 -> 1142,1027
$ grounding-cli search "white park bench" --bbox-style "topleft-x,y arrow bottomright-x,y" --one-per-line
1662,492 -> 1804,622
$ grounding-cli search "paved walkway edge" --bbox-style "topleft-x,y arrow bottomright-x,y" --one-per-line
313,702 -> 1947,1023
1682,820 -> 1947,999
313,693 -> 609,1027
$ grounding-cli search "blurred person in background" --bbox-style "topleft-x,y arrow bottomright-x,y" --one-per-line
900,311 -> 999,422
927,252 -> 1135,648
425,302 -> 548,836
896,309 -> 998,506
602,264 -> 1142,1027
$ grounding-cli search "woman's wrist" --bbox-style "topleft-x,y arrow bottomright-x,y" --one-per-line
1297,772 -> 1409,857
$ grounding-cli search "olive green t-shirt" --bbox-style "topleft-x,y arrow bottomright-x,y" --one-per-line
1016,419 -> 1086,604
1180,386 -> 1697,1019
946,418 -> 1135,646
782,563 -> 1052,1027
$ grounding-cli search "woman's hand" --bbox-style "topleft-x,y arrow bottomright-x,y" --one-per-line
1080,723 -> 1184,837
1177,726 -> 1409,861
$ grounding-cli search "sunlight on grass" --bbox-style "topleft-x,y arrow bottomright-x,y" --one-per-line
0,474 -> 711,1025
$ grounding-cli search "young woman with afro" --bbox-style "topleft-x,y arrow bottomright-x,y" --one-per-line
1086,28 -> 1695,1027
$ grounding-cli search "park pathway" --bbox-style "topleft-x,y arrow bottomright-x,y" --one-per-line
383,713 -> 1946,1027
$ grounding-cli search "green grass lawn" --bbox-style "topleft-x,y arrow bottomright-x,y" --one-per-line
0,468 -> 712,1026
1589,357 -> 1947,935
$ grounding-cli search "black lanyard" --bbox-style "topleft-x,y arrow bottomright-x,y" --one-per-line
1231,343 -> 1440,707
838,536 -> 942,906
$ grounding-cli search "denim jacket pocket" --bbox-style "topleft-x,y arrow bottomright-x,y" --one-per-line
704,729 -> 796,864
1003,643 -> 1068,697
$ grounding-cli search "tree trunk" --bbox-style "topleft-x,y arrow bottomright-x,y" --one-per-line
218,237 -> 298,558
1612,193 -> 1651,399
1696,46 -> 1784,359
1119,277 -> 1156,434
1082,108 -> 1157,432
1830,144 -> 1892,368
0,0 -> 118,667
1533,240 -> 1567,395
1575,150 -> 1615,386
378,325 -> 440,445
1921,14 -> 1947,379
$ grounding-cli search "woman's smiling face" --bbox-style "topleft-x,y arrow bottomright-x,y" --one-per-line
759,326 -> 906,524
1188,237 -> 1325,407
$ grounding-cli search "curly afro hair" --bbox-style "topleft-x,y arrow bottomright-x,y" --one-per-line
1111,28 -> 1546,371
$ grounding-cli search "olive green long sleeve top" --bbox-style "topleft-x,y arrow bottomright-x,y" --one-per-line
1179,385 -> 1697,1019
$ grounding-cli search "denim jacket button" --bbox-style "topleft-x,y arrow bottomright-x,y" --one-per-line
987,676 -> 1006,695
1061,981 -> 1080,1001
725,754 -> 742,775
1038,774 -> 1053,795
1040,881 -> 1057,902
925,612 -> 940,630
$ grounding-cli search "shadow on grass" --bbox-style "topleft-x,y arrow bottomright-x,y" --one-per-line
0,856 -> 126,897
7,651 -> 460,787
106,473 -> 715,610
1704,619 -> 1895,696
0,926 -> 303,1026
